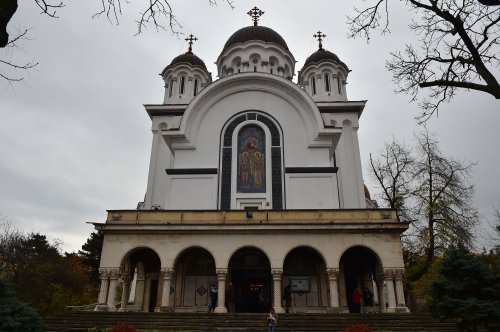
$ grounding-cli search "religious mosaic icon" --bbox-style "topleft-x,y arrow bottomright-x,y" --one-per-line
237,125 -> 266,193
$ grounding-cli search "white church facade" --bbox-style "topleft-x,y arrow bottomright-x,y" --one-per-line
94,8 -> 408,315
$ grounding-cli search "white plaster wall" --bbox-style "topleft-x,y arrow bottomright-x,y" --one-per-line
336,120 -> 366,208
144,132 -> 172,209
166,175 -> 217,209
286,174 -> 339,209
173,89 -> 330,168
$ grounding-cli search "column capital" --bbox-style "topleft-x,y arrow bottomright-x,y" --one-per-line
99,268 -> 120,279
326,268 -> 339,279
161,268 -> 175,279
216,269 -> 228,279
384,268 -> 395,279
120,274 -> 132,283
394,268 -> 404,280
271,269 -> 283,278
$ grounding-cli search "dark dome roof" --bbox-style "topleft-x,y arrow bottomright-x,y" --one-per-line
223,26 -> 289,52
303,49 -> 347,69
167,52 -> 207,70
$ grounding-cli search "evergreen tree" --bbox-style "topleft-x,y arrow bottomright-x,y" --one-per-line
78,230 -> 104,288
0,279 -> 43,332
429,245 -> 500,331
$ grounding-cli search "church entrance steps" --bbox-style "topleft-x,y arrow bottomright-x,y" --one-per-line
44,312 -> 460,332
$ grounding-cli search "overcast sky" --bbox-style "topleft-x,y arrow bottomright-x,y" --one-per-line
1,0 -> 499,253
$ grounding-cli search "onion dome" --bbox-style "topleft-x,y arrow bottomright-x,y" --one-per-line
301,31 -> 349,71
298,31 -> 350,101
169,52 -> 207,69
217,7 -> 295,79
222,25 -> 289,52
161,34 -> 212,105
304,49 -> 347,69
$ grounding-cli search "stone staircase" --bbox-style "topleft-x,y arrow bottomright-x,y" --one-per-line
44,312 -> 459,332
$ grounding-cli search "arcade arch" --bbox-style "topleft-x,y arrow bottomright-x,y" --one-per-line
282,246 -> 328,312
339,246 -> 383,313
173,247 -> 217,309
228,246 -> 272,313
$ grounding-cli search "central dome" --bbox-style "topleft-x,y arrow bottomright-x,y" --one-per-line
222,25 -> 289,52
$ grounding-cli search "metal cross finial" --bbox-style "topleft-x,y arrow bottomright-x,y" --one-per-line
185,34 -> 198,54
247,6 -> 264,26
313,31 -> 326,50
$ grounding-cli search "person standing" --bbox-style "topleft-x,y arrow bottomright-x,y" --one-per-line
351,287 -> 361,313
267,307 -> 278,332
363,287 -> 374,307
209,284 -> 218,313
283,283 -> 292,313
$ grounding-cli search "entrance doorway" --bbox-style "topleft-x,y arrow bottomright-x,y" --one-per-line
229,247 -> 271,313
340,246 -> 382,313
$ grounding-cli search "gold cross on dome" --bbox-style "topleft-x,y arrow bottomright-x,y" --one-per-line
313,31 -> 326,50
247,6 -> 264,26
185,34 -> 198,54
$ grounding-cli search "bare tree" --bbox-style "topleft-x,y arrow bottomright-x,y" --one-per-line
369,137 -> 414,221
0,0 -> 232,83
368,131 -> 479,281
410,130 -> 478,280
347,0 -> 500,123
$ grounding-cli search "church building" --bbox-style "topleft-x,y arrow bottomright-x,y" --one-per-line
94,7 -> 409,314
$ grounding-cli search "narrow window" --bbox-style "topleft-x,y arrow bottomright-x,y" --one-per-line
337,78 -> 342,94
193,79 -> 198,96
168,80 -> 173,97
179,76 -> 185,94
270,68 -> 273,74
311,76 -> 316,95
324,73 -> 330,92
254,66 -> 257,72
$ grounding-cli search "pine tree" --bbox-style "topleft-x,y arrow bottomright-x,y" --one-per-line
0,279 -> 43,332
429,245 -> 500,331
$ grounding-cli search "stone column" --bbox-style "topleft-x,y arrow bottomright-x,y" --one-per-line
160,268 -> 174,310
214,269 -> 228,313
384,269 -> 397,313
376,270 -> 386,313
394,269 -> 408,312
97,270 -> 109,304
107,269 -> 120,312
327,268 -> 340,310
95,269 -> 110,311
143,277 -> 152,312
119,274 -> 131,312
272,269 -> 284,314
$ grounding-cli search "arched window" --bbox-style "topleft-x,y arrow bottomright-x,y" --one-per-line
179,76 -> 186,94
220,112 -> 283,210
237,125 -> 266,193
193,79 -> 198,96
311,76 -> 317,95
324,73 -> 331,92
168,80 -> 173,97
337,77 -> 342,94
